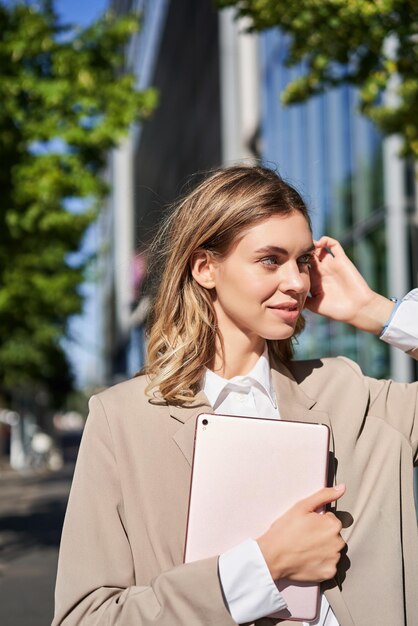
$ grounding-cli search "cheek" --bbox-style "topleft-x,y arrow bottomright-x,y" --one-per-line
299,274 -> 311,307
216,264 -> 264,305
218,261 -> 252,290
305,270 -> 311,291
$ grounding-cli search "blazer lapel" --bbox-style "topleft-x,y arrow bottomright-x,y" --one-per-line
169,390 -> 213,465
169,361 -> 335,465
271,361 -> 334,456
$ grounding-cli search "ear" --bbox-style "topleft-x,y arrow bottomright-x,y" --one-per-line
190,249 -> 217,289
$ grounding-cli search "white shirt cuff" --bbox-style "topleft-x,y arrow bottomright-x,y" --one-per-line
380,289 -> 418,352
218,538 -> 287,623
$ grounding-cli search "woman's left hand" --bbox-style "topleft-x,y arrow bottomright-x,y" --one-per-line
304,236 -> 395,334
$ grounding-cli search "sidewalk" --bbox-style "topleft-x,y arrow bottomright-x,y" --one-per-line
0,465 -> 74,625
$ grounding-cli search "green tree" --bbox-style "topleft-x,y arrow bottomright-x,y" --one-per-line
0,1 -> 157,407
218,0 -> 418,157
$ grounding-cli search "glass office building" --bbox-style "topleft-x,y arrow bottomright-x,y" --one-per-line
260,30 -> 391,379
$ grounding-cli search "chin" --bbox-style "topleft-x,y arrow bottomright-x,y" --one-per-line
263,327 -> 296,341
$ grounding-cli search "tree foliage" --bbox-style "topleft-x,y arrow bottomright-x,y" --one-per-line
218,0 -> 418,157
0,1 -> 157,406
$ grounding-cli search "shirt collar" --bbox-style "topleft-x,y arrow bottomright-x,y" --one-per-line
203,344 -> 277,409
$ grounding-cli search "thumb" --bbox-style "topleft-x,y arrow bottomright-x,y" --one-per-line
298,484 -> 346,513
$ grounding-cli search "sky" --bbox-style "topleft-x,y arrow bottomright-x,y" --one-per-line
55,0 -> 108,27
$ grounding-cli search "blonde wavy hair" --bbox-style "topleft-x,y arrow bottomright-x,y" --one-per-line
142,165 -> 312,405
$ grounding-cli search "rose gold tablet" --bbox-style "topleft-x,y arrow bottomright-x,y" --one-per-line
184,413 -> 330,622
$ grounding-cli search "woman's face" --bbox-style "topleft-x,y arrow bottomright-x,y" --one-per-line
210,212 -> 314,349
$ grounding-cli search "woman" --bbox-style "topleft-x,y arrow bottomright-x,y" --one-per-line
53,166 -> 418,626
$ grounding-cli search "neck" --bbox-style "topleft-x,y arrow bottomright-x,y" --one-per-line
211,331 -> 266,379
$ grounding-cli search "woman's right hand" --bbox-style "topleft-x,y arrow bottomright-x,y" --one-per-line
256,485 -> 346,582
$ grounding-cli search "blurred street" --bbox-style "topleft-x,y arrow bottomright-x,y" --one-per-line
0,465 -> 74,626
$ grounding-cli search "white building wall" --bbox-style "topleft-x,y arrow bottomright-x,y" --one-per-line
219,9 -> 260,165
383,135 -> 412,382
112,136 -> 135,338
383,35 -> 413,382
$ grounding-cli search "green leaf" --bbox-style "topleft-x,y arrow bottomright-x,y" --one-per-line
0,1 -> 157,407
217,0 -> 418,158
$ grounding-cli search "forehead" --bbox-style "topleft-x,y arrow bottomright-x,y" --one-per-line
236,213 -> 312,248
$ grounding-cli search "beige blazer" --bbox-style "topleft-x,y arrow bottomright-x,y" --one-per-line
53,356 -> 418,626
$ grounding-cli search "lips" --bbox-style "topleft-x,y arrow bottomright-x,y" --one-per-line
267,302 -> 300,311
266,302 -> 301,323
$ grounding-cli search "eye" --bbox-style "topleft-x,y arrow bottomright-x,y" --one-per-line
260,255 -> 278,267
297,254 -> 313,269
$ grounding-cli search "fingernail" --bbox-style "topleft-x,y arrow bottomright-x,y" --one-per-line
335,483 -> 345,491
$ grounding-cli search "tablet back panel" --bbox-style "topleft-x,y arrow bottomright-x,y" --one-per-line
184,413 -> 330,622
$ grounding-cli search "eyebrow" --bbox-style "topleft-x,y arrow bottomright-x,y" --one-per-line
254,243 -> 315,256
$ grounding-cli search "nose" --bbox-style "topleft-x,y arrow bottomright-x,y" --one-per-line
278,261 -> 308,294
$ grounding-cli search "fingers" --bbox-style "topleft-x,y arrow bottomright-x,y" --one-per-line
297,484 -> 346,513
258,485 -> 347,582
324,511 -> 344,534
313,237 -> 344,262
314,235 -> 341,249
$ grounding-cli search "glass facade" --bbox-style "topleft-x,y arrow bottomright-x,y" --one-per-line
260,30 -> 389,377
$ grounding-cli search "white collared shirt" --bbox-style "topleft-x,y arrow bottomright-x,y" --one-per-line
206,290 -> 418,625
203,345 -> 279,419
380,288 -> 418,351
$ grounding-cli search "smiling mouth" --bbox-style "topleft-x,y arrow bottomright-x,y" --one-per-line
267,302 -> 300,311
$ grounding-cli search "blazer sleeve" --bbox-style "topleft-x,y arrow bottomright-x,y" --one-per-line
52,396 -> 237,626
338,357 -> 418,464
